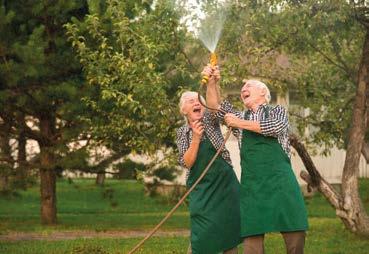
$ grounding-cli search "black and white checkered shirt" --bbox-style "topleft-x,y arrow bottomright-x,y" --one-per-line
216,100 -> 291,157
176,111 -> 233,174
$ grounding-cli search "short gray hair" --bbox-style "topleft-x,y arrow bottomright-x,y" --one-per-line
244,79 -> 271,103
179,91 -> 205,115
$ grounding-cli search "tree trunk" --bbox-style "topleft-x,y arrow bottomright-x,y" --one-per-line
361,141 -> 369,163
291,135 -> 369,236
340,29 -> 369,235
40,166 -> 56,224
0,116 -> 14,192
290,30 -> 369,236
0,176 -> 9,192
16,113 -> 28,188
362,142 -> 369,163
96,172 -> 106,186
362,100 -> 369,163
39,114 -> 57,225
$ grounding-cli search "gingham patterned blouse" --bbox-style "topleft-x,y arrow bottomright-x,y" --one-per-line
176,111 -> 233,172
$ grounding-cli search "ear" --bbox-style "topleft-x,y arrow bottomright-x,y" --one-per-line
260,87 -> 266,97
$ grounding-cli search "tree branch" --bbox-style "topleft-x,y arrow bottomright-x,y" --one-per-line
362,142 -> 369,162
289,133 -> 343,212
91,153 -> 123,173
289,133 -> 322,187
16,124 -> 53,146
300,171 -> 342,209
306,41 -> 353,79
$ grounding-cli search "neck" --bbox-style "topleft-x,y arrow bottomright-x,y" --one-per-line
188,118 -> 201,126
248,100 -> 266,112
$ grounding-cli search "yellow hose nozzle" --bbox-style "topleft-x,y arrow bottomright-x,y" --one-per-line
201,53 -> 217,85
210,52 -> 217,67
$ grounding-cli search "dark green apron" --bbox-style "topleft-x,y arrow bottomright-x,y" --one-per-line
240,111 -> 308,237
187,136 -> 241,254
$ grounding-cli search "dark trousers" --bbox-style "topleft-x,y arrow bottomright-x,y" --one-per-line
243,231 -> 306,254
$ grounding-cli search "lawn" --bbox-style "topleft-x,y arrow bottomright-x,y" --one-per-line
0,178 -> 369,253
1,219 -> 369,254
0,179 -> 189,233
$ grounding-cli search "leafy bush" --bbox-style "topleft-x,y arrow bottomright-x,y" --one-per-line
113,159 -> 146,179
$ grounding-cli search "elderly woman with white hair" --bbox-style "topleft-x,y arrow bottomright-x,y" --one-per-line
176,83 -> 241,253
203,66 -> 308,254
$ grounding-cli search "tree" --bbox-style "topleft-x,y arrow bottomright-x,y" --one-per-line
0,0 -> 90,224
0,108 -> 14,193
65,0 -> 197,172
217,0 -> 369,235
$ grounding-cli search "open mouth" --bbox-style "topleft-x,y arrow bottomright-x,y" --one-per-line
193,107 -> 201,113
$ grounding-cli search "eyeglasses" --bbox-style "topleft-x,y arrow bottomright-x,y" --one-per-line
185,98 -> 199,104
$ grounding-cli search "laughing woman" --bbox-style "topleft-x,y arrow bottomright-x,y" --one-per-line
176,88 -> 241,253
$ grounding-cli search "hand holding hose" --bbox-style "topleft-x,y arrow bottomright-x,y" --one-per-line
201,65 -> 220,85
201,53 -> 218,85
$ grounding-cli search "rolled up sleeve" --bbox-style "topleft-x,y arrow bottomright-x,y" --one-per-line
216,100 -> 243,119
216,100 -> 243,138
260,105 -> 289,137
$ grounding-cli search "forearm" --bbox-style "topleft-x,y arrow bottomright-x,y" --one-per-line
237,119 -> 262,133
183,138 -> 201,168
206,79 -> 221,112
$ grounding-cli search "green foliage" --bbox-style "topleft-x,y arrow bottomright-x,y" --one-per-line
151,166 -> 177,182
65,0 -> 192,155
144,164 -> 179,198
113,159 -> 146,179
217,0 -> 366,153
0,1 -> 91,176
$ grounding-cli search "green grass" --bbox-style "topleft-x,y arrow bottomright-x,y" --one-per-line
0,179 -> 189,233
305,179 -> 369,218
1,219 -> 369,254
0,178 -> 369,253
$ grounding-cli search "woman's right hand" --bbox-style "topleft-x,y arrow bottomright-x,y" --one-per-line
191,120 -> 204,141
201,65 -> 220,83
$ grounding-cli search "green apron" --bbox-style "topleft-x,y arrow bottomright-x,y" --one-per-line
187,136 -> 241,254
240,113 -> 308,237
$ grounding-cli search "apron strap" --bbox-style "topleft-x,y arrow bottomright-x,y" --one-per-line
264,105 -> 273,119
244,105 -> 274,120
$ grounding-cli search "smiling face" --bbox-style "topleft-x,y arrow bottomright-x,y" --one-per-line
240,80 -> 267,109
181,94 -> 205,124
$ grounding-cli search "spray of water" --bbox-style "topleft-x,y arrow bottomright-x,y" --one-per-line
197,6 -> 227,52
178,0 -> 229,53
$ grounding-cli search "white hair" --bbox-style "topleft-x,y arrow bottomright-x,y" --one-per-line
244,79 -> 271,103
179,91 -> 205,116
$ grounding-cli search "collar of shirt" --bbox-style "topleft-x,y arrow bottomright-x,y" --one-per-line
183,112 -> 211,134
183,124 -> 191,134
246,103 -> 267,114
